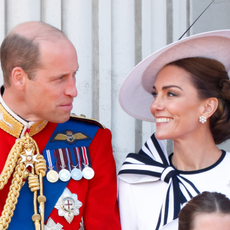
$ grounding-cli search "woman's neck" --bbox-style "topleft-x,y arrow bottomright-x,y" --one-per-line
171,133 -> 222,171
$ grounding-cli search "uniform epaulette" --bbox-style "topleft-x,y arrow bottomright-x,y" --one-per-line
70,114 -> 105,129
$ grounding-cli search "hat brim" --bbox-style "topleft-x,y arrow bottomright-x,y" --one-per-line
119,30 -> 230,122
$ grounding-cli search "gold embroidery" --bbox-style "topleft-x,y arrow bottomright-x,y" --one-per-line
30,120 -> 48,136
54,132 -> 88,142
0,103 -> 23,138
0,103 -> 47,138
0,133 -> 47,230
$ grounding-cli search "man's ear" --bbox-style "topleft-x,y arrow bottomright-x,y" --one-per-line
201,97 -> 219,119
11,67 -> 28,90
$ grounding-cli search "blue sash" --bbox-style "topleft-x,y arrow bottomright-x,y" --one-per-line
9,119 -> 99,229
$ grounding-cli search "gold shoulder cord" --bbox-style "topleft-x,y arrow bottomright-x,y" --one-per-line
0,133 -> 47,230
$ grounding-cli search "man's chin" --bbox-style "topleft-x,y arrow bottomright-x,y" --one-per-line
49,114 -> 71,124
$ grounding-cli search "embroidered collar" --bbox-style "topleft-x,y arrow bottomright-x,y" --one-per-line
0,93 -> 48,138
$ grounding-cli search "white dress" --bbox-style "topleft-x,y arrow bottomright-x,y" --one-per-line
118,134 -> 230,230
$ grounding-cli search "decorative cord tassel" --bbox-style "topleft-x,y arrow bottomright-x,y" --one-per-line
35,154 -> 47,230
0,158 -> 26,230
29,172 -> 40,230
0,133 -> 46,230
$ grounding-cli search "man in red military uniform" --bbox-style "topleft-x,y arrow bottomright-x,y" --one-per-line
0,21 -> 121,230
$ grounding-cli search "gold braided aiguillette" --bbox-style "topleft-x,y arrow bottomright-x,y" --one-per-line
0,133 -> 47,230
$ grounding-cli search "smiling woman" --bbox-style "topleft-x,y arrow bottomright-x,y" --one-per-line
150,64 -> 210,143
118,30 -> 230,230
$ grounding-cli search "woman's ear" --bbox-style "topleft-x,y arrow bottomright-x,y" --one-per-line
11,67 -> 28,90
201,97 -> 219,118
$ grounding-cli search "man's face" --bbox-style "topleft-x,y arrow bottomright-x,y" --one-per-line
24,38 -> 78,123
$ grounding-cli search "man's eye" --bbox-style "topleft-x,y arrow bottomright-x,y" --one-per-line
58,75 -> 66,80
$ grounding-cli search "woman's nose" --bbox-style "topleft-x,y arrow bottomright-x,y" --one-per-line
150,97 -> 164,115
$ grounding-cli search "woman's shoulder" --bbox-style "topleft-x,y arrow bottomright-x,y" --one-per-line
118,134 -> 169,184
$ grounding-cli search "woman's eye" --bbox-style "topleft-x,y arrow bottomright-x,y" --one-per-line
151,91 -> 158,98
167,92 -> 177,97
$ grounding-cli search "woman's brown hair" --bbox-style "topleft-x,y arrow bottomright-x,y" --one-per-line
167,57 -> 230,144
178,192 -> 230,230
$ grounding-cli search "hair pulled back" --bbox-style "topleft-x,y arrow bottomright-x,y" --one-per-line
178,192 -> 230,230
167,57 -> 230,144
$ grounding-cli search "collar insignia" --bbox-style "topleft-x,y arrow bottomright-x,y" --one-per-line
51,130 -> 91,145
44,218 -> 63,230
55,188 -> 83,224
0,102 -> 47,138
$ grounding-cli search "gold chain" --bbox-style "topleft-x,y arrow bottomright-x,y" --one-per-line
0,133 -> 47,230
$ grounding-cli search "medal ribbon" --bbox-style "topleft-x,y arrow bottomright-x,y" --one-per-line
73,147 -> 83,170
55,149 -> 68,171
81,147 -> 92,168
9,118 -> 100,229
43,149 -> 57,171
65,148 -> 73,171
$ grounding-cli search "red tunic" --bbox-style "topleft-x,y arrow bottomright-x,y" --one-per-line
0,111 -> 121,229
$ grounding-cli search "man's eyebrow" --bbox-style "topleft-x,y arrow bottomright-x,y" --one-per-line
152,85 -> 183,90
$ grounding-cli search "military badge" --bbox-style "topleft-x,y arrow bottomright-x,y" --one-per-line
50,130 -> 91,145
55,188 -> 83,224
20,137 -> 39,168
44,218 -> 63,230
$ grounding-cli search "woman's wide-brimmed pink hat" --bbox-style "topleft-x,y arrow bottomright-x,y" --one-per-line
119,30 -> 230,122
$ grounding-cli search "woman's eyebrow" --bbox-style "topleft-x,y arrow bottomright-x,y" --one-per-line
162,85 -> 183,90
153,85 -> 183,91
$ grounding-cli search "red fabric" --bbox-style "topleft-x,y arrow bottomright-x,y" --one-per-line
0,122 -> 121,230
48,127 -> 121,230
0,122 -> 57,215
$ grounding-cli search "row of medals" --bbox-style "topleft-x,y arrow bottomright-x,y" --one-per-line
46,165 -> 95,183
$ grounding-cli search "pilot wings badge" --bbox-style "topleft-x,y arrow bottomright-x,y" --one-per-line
51,130 -> 91,145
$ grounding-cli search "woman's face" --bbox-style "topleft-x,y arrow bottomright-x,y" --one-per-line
150,65 -> 205,141
192,212 -> 230,230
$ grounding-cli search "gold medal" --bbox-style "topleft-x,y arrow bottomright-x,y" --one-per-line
46,169 -> 59,183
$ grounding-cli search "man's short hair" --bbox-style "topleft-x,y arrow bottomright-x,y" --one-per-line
0,21 -> 66,86
0,34 -> 41,86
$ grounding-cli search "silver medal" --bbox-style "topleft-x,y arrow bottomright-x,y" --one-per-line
82,166 -> 95,180
46,169 -> 59,183
59,169 -> 71,182
71,168 -> 82,181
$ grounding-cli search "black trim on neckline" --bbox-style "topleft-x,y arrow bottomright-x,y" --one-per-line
169,150 -> 226,175
1,86 -> 4,95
